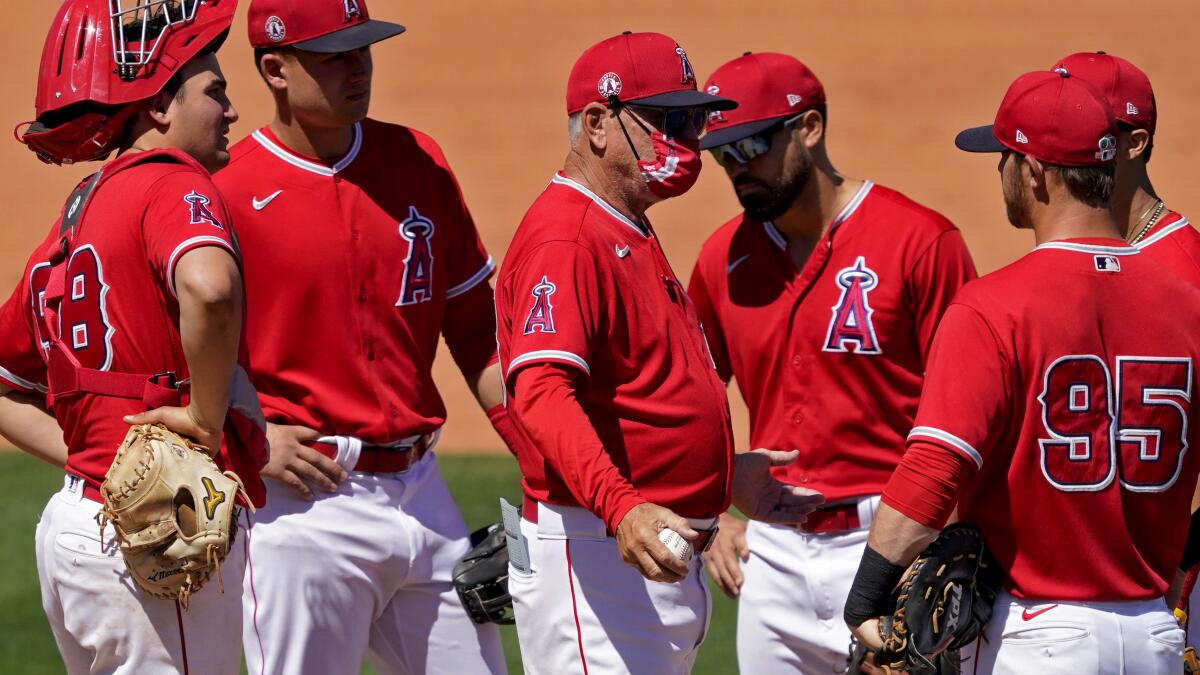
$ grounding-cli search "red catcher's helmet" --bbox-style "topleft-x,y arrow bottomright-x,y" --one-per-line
19,0 -> 237,165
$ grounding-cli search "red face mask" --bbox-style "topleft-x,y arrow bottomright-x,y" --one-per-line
638,131 -> 703,199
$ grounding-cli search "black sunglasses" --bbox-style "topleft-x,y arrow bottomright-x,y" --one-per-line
709,112 -> 806,167
611,102 -> 710,139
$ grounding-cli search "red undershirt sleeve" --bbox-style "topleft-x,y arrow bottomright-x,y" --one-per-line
509,363 -> 645,531
442,281 -> 498,380
882,439 -> 977,528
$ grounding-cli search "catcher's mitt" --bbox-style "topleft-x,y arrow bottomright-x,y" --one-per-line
874,523 -> 1003,673
453,522 -> 515,625
1186,646 -> 1200,675
98,424 -> 249,606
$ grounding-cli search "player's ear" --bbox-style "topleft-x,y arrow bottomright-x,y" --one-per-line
1125,128 -> 1151,162
581,102 -> 608,152
259,51 -> 289,94
144,90 -> 174,126
798,108 -> 824,149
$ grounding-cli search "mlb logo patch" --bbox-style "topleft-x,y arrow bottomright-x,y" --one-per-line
1094,255 -> 1121,272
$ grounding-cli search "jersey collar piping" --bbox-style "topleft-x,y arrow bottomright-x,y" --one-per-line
250,122 -> 363,176
1034,241 -> 1140,255
763,180 -> 875,250
1134,216 -> 1190,250
550,173 -> 650,238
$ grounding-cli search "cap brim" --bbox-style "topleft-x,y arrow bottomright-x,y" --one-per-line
628,89 -> 738,111
955,125 -> 1007,153
699,116 -> 792,150
292,20 -> 406,53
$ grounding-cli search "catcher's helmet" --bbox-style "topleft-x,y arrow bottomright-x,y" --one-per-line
20,0 -> 237,165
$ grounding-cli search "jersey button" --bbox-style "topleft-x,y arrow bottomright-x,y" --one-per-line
367,349 -> 376,361
359,290 -> 368,302
792,412 -> 804,424
792,355 -> 802,366
351,229 -> 360,241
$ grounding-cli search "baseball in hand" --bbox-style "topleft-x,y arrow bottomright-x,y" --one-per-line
658,527 -> 693,565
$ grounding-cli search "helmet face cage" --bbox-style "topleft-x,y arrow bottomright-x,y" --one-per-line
109,0 -> 200,81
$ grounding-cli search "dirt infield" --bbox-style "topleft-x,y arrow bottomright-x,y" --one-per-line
2,1 -> 1198,454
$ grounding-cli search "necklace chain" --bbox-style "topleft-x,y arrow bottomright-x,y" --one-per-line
1130,200 -> 1166,245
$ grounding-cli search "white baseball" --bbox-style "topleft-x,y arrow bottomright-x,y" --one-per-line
657,528 -> 693,565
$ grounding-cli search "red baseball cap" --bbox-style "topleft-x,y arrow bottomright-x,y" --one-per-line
699,52 -> 825,149
955,70 -> 1118,167
1051,51 -> 1156,133
565,31 -> 737,114
248,0 -> 404,53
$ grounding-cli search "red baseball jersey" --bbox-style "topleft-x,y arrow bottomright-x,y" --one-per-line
0,150 -> 245,487
1136,212 -> 1200,283
688,181 -> 976,501
497,173 -> 735,519
214,121 -> 495,440
905,238 -> 1200,601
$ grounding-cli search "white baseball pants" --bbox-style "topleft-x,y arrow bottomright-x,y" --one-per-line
962,591 -> 1184,674
736,498 -> 878,674
508,503 -> 713,675
36,475 -> 245,674
241,450 -> 505,675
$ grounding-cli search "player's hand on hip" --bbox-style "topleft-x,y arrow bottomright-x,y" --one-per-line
261,423 -> 347,499
731,449 -> 824,524
703,512 -> 750,598
615,502 -> 699,584
124,405 -> 223,454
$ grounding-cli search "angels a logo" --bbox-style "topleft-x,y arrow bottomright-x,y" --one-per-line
264,16 -> 286,42
183,191 -> 224,230
396,206 -> 436,306
675,46 -> 695,85
823,256 -> 882,355
343,0 -> 362,22
523,276 -> 557,334
598,72 -> 622,99
706,84 -> 725,123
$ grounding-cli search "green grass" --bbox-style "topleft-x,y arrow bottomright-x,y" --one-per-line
0,452 -> 739,674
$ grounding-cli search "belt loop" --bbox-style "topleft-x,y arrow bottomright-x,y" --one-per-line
858,495 -> 880,530
318,435 -> 363,474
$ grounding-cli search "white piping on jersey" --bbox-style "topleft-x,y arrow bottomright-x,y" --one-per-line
1034,241 -> 1139,255
446,256 -> 495,299
763,180 -> 874,250
166,235 -> 236,298
0,363 -> 47,393
251,122 -> 363,176
507,349 -> 590,377
908,426 -> 984,469
550,173 -> 649,238
1135,217 -> 1191,249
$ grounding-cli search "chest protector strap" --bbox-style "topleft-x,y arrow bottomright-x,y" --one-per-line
40,152 -> 188,409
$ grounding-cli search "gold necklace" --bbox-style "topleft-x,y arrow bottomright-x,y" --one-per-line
1130,200 -> 1166,245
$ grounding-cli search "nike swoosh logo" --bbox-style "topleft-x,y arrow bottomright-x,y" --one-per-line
1021,604 -> 1058,621
615,244 -> 631,259
252,189 -> 283,211
727,253 -> 751,274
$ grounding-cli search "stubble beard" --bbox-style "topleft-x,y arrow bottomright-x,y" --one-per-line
737,148 -> 813,222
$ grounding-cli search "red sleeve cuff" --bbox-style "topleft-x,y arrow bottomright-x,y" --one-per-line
881,439 -> 976,529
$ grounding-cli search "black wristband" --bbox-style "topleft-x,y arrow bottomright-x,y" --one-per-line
1181,510 -> 1200,570
844,544 -> 907,628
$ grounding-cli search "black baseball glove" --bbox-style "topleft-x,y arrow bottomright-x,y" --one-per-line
453,522 -> 515,625
872,523 -> 1003,672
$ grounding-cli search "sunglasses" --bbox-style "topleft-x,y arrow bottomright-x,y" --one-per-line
624,105 -> 710,139
709,113 -> 806,167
